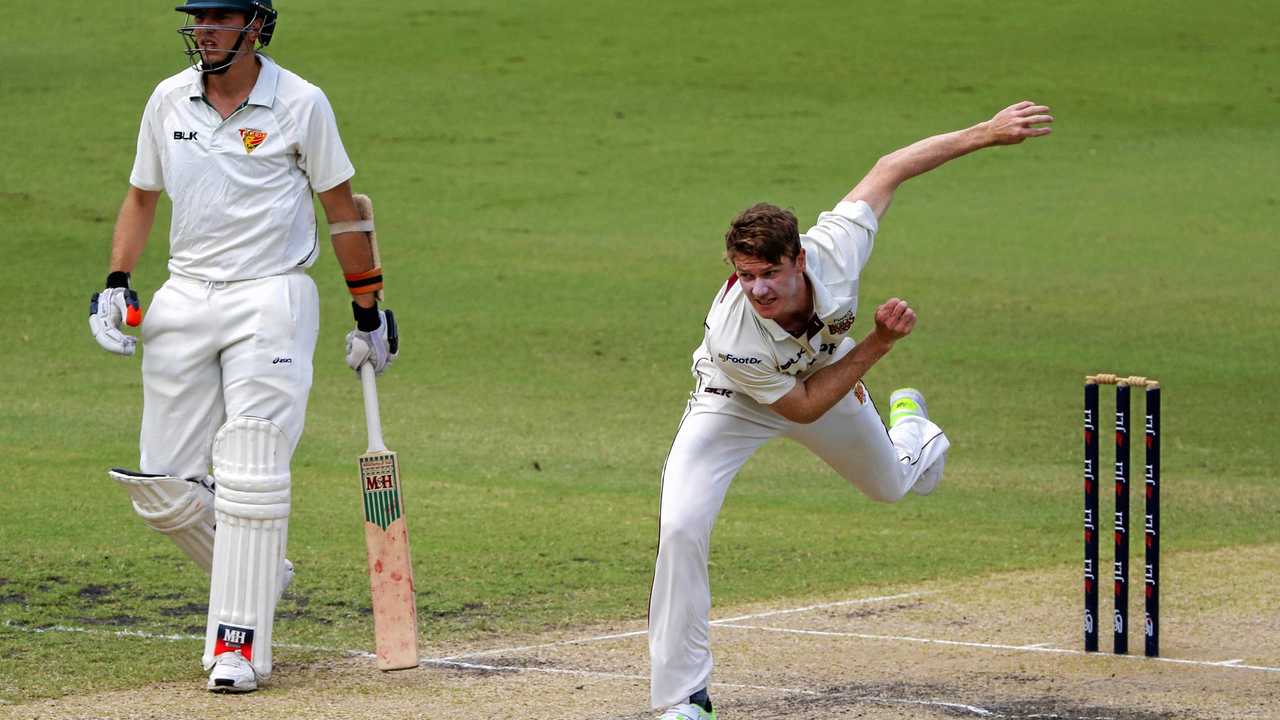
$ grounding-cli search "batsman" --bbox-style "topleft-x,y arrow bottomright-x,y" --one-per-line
89,1 -> 397,692
649,101 -> 1053,719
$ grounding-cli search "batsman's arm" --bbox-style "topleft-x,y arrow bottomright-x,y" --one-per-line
769,298 -> 915,424
318,180 -> 380,310
108,186 -> 161,273
88,186 -> 158,354
846,100 -> 1054,219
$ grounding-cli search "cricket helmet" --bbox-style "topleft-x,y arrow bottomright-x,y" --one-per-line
176,0 -> 277,46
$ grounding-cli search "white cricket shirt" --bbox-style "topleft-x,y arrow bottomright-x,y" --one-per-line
695,200 -> 879,406
130,54 -> 355,282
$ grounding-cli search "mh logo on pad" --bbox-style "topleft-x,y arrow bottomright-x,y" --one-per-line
214,623 -> 255,661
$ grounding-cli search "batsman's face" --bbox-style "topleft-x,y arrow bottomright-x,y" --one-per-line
731,251 -> 807,321
188,10 -> 252,64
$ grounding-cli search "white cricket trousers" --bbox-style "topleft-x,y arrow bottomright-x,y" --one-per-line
648,382 -> 949,709
138,271 -> 320,478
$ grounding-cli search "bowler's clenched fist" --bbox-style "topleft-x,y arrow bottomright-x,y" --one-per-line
873,297 -> 916,342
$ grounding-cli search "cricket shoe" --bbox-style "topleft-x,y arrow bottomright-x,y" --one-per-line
207,651 -> 257,693
888,387 -> 928,427
888,388 -> 946,496
658,703 -> 716,720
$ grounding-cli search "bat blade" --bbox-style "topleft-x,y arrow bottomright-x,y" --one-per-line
359,447 -> 419,670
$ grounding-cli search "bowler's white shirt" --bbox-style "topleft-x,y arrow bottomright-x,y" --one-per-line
695,200 -> 879,406
130,55 -> 355,282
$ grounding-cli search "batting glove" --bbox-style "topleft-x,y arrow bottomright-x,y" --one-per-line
89,272 -> 142,356
345,303 -> 398,374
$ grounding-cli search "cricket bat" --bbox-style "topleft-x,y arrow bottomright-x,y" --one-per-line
354,193 -> 418,671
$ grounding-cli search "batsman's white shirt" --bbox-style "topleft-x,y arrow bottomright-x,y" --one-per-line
128,56 -> 347,479
130,54 -> 354,282
648,200 -> 950,709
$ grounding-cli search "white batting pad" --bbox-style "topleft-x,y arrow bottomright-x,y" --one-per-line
203,417 -> 291,679
108,469 -> 215,573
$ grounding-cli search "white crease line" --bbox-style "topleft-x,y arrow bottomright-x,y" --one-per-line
427,658 -> 820,696
715,623 -> 1280,674
436,628 -> 647,661
441,591 -> 928,661
5,623 -> 200,642
424,658 -> 650,684
711,591 -> 931,624
1021,643 -> 1056,649
1,620 -> 375,659
12,618 -> 1280,676
0,622 -> 1143,719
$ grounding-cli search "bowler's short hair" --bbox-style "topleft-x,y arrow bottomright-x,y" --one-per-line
724,203 -> 800,264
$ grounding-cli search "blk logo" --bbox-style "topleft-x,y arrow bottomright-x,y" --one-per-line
173,131 -> 199,141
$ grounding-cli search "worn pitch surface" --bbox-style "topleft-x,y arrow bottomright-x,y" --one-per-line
6,544 -> 1276,720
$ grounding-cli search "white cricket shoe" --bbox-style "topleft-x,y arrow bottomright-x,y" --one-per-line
658,703 -> 716,720
888,388 -> 946,496
207,651 -> 257,693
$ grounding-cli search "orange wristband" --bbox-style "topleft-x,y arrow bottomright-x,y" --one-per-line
344,267 -> 383,296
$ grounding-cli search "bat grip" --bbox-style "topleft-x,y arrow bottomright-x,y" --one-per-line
360,363 -> 386,452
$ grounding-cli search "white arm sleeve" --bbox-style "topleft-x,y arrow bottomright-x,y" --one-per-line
298,87 -> 356,193
128,89 -> 165,192
804,200 -> 879,279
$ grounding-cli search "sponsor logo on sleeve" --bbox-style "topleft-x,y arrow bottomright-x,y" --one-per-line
239,128 -> 268,154
717,353 -> 762,365
826,310 -> 855,335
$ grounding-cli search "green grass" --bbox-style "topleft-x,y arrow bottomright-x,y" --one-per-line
2,0 -> 1278,704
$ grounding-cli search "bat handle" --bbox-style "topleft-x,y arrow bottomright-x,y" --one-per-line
360,363 -> 386,453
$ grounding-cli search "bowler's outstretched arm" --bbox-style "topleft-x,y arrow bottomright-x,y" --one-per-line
848,101 -> 1053,219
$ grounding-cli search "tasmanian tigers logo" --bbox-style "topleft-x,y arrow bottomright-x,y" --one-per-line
239,128 -> 268,154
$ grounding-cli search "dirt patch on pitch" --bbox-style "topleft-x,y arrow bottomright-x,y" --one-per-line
4,544 -> 1278,720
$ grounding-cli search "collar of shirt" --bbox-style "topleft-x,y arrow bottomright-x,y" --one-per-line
757,263 -> 845,343
184,53 -> 282,110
